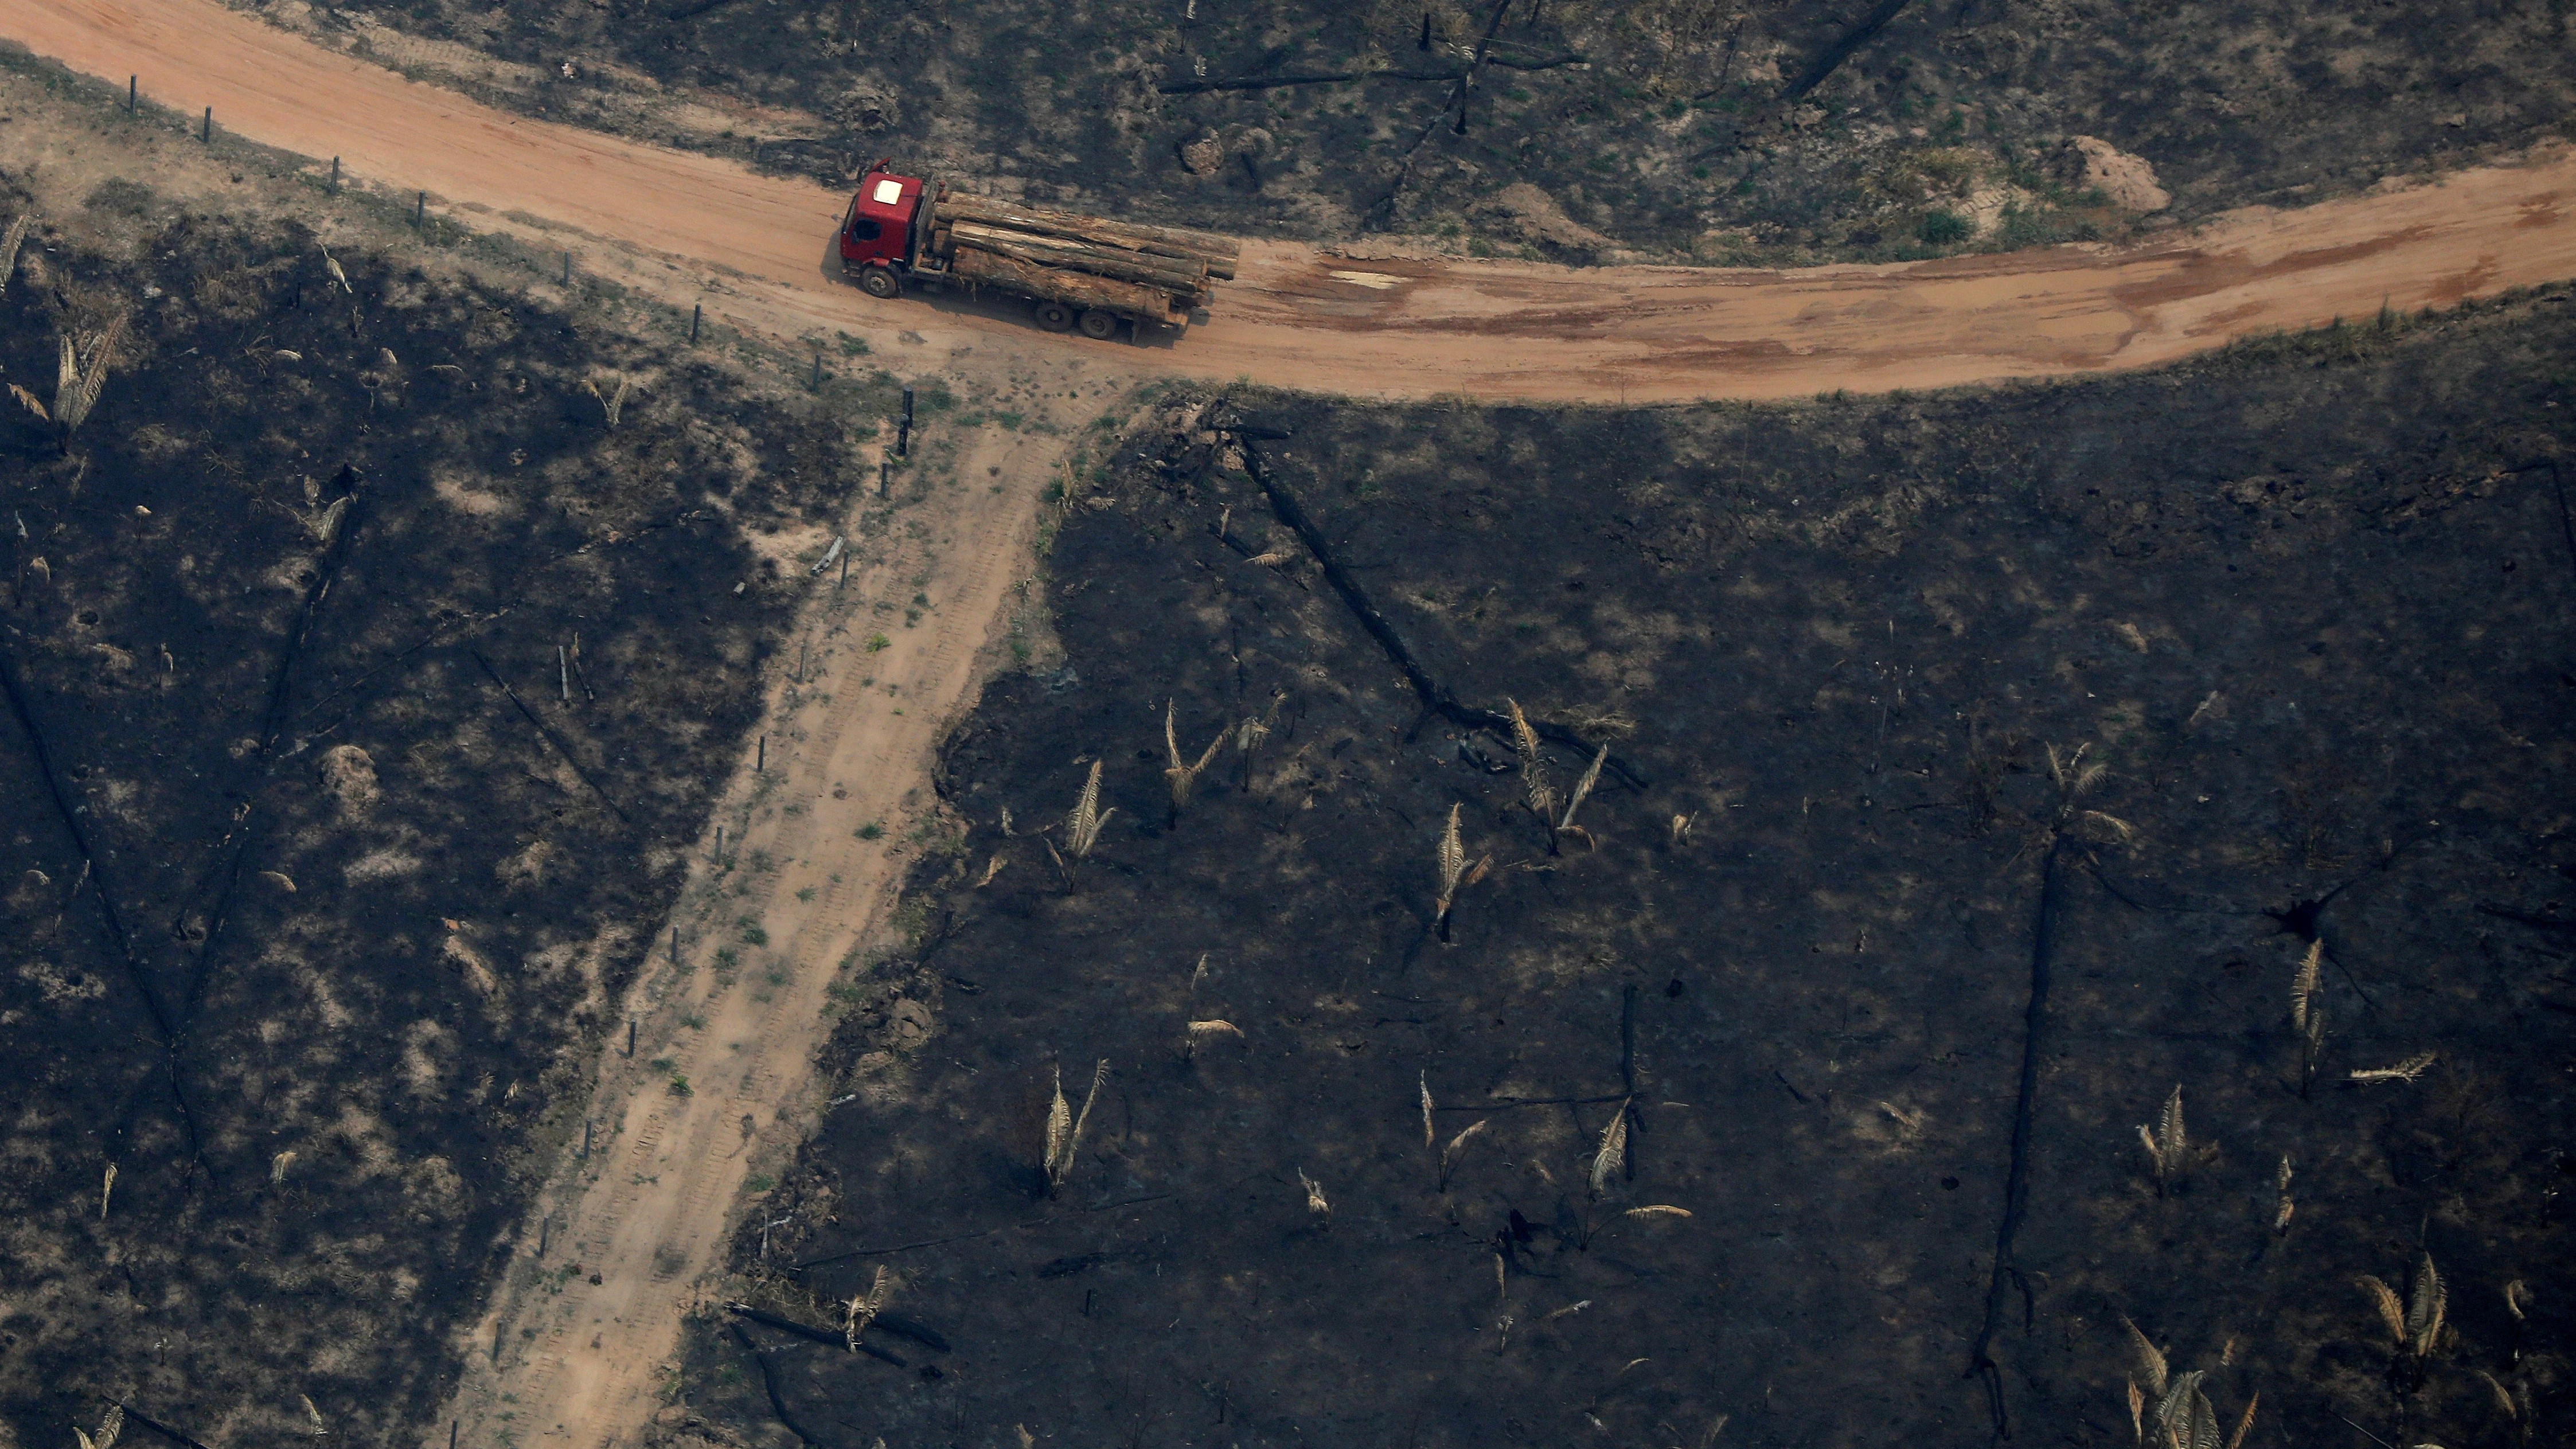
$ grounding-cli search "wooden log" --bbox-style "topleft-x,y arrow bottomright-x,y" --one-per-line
943,194 -> 1238,270
949,221 -> 1208,285
936,194 -> 1240,279
949,223 -> 1209,299
949,248 -> 1181,322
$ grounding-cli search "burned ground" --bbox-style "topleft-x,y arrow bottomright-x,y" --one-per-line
693,294 -> 2576,1447
242,0 -> 2576,260
0,177 -> 873,1449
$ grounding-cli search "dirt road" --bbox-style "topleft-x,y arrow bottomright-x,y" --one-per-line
442,416 -> 1063,1449
14,0 -> 2576,403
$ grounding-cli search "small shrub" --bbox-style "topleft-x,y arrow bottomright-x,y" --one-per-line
866,634 -> 891,653
857,822 -> 885,840
1918,210 -> 1972,245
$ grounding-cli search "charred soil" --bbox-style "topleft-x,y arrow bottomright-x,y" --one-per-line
0,172 -> 875,1449
694,291 -> 2576,1447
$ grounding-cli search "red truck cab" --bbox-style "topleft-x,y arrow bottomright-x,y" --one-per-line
840,162 -> 932,298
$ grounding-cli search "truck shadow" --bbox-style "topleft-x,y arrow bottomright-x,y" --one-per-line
809,242 -> 1189,351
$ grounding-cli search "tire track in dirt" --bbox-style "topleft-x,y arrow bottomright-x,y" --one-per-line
446,427 -> 1055,1449
12,0 -> 2576,403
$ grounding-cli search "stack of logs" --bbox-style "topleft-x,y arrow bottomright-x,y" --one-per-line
930,191 -> 1240,325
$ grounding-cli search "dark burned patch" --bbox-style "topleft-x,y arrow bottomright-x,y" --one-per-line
700,292 -> 2576,1446
0,181 -> 856,1447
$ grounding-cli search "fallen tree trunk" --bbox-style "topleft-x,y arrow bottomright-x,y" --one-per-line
949,222 -> 1211,299
937,193 -> 1240,279
950,220 -> 1210,285
1156,54 -> 1587,95
949,247 -> 1185,322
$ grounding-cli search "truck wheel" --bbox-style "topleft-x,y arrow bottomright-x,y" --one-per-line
1076,310 -> 1119,341
857,266 -> 900,299
1033,301 -> 1076,332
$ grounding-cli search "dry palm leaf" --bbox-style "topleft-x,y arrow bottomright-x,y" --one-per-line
1588,1100 -> 1630,1197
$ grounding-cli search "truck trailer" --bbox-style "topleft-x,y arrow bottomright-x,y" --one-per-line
837,161 -> 1240,340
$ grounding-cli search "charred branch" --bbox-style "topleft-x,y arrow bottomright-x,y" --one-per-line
471,650 -> 634,824
1964,835 -> 2067,1439
1156,55 -> 1584,95
1786,0 -> 1915,99
725,1301 -> 909,1365
726,1323 -> 831,1447
1217,416 -> 1645,788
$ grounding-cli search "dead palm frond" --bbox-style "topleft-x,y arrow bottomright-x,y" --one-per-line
583,373 -> 634,428
1419,1072 -> 1437,1151
1669,812 -> 1695,845
1588,1100 -> 1630,1197
2046,740 -> 2133,842
0,213 -> 30,295
2349,1051 -> 2437,1085
1555,742 -> 1609,849
2137,1084 -> 2188,1195
2121,1315 -> 2169,1398
271,1149 -> 298,1185
2476,1369 -> 2516,1420
1297,1167 -> 1330,1219
2153,1369 -> 2219,1449
10,382 -> 48,421
100,1162 -> 116,1221
1432,803 -> 1492,940
1183,1020 -> 1242,1060
2047,741 -> 2109,800
300,1395 -> 327,1436
2222,1392 -> 2258,1449
2272,1154 -> 2294,1233
54,316 -> 127,435
1622,1204 -> 1689,1220
2291,939 -> 2327,1092
1438,1119 -> 1489,1191
2504,1280 -> 2528,1322
1050,760 -> 1115,888
1067,760 -> 1112,858
322,249 -> 351,294
2360,1275 -> 2407,1346
841,1264 -> 892,1350
1505,698 -> 1556,826
2406,1254 -> 2445,1356
76,1405 -> 124,1449
1042,1058 -> 1108,1194
1162,700 -> 1227,822
307,496 -> 350,548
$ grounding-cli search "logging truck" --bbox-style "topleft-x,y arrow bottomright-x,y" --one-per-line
836,161 -> 1239,340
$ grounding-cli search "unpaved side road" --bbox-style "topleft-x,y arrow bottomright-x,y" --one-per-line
11,0 -> 2576,403
445,415 -> 1068,1449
